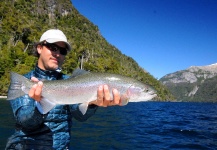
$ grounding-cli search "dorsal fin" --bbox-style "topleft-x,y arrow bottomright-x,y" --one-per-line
71,68 -> 90,78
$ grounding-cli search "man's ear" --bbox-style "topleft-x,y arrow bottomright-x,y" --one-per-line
37,45 -> 43,54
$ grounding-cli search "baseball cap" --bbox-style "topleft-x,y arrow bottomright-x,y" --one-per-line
40,29 -> 72,51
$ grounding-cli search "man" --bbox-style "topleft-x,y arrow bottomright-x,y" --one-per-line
6,29 -> 122,149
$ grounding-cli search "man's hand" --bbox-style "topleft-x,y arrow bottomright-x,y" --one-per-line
28,77 -> 43,102
89,85 -> 122,107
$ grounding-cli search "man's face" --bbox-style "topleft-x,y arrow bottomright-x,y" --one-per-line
37,42 -> 67,71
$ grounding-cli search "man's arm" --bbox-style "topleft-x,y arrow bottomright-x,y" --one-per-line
10,95 -> 44,131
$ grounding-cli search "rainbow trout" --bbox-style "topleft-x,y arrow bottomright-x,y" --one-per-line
7,69 -> 157,115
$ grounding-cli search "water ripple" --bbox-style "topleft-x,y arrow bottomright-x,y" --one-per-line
1,101 -> 217,149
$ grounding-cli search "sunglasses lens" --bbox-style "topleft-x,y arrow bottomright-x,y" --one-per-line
60,49 -> 67,55
43,43 -> 67,55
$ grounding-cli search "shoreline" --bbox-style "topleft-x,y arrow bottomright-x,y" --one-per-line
0,96 -> 7,99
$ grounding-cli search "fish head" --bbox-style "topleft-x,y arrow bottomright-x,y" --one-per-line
126,83 -> 157,102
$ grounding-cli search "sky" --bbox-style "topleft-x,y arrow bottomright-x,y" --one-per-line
72,0 -> 217,79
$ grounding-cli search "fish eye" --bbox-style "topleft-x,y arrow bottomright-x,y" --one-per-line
143,88 -> 149,92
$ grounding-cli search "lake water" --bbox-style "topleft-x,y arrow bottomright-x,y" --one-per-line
1,99 -> 217,149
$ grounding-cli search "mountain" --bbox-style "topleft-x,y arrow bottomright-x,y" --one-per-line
0,0 -> 174,100
160,63 -> 217,102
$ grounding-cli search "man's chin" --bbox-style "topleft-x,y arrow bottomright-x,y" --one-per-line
47,65 -> 59,71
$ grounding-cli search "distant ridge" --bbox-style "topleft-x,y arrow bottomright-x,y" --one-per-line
188,63 -> 217,72
160,63 -> 217,102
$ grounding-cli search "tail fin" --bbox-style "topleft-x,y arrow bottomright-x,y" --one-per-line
7,72 -> 29,100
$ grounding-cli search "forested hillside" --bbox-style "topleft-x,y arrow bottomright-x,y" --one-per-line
0,0 -> 174,100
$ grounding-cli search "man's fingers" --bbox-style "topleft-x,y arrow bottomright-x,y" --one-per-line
102,85 -> 112,107
97,85 -> 104,106
103,85 -> 110,101
31,77 -> 39,82
29,84 -> 37,98
94,85 -> 122,107
34,81 -> 43,101
28,81 -> 43,102
112,89 -> 121,105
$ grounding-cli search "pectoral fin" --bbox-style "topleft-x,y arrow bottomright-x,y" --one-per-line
79,102 -> 89,115
120,94 -> 129,106
39,97 -> 56,114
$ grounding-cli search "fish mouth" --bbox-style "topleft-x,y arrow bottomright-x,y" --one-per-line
149,92 -> 157,98
149,91 -> 156,95
141,91 -> 157,100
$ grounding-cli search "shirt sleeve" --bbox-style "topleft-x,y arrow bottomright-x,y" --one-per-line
69,104 -> 98,122
9,94 -> 44,131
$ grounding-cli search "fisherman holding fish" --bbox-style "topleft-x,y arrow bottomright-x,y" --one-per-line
5,29 -> 124,149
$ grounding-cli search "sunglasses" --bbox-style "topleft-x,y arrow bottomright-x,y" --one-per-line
42,43 -> 68,55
